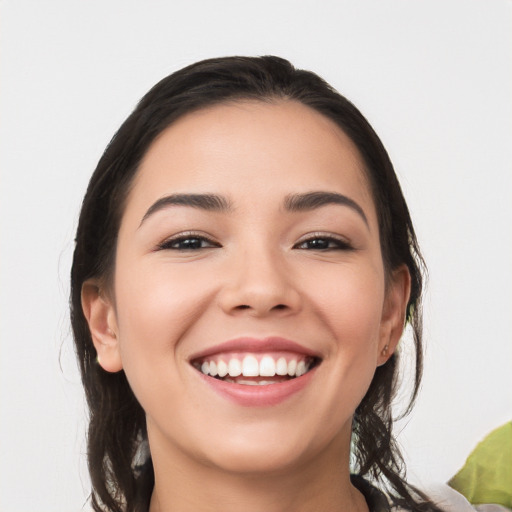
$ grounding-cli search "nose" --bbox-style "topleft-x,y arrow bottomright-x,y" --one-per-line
217,246 -> 302,317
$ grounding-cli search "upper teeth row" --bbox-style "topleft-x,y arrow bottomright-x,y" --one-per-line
199,356 -> 309,378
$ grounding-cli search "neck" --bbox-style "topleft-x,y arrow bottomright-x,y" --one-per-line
147,427 -> 368,512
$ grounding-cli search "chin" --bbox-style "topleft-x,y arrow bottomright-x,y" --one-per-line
205,442 -> 312,476
190,417 -> 350,477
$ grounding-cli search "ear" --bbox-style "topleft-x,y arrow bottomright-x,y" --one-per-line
81,280 -> 123,373
377,265 -> 411,366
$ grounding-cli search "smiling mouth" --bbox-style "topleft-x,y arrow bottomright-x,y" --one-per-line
192,353 -> 321,386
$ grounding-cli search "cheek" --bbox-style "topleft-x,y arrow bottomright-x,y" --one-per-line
306,260 -> 385,341
304,262 -> 385,391
115,257 -> 209,338
112,259 -> 213,398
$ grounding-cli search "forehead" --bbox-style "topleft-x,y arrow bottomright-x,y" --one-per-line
126,100 -> 375,219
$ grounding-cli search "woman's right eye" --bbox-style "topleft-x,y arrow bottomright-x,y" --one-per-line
157,234 -> 220,251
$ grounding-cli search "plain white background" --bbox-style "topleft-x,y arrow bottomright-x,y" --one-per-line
1,1 -> 511,511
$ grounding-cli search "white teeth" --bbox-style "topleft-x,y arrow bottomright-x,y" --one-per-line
217,360 -> 228,377
228,358 -> 242,377
230,379 -> 276,386
198,355 -> 314,379
287,359 -> 297,376
296,360 -> 306,377
259,356 -> 276,377
276,357 -> 288,376
242,355 -> 259,377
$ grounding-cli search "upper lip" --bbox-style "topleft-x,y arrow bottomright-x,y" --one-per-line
188,336 -> 322,362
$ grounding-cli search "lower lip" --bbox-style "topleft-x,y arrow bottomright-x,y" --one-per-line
197,367 -> 317,407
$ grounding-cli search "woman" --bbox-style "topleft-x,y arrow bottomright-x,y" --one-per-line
71,56 -> 443,512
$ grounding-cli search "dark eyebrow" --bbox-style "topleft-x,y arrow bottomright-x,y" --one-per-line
139,193 -> 231,226
284,191 -> 369,227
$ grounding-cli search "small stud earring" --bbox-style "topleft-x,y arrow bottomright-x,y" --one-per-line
382,344 -> 389,356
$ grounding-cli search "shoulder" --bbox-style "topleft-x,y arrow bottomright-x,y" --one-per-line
351,476 -> 512,512
416,483 -> 512,512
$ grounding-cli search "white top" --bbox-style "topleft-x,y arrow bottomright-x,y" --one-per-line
393,484 -> 511,512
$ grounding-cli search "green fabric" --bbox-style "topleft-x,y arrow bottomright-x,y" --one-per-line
448,422 -> 512,508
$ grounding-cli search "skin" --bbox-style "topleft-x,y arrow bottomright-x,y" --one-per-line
82,100 -> 410,512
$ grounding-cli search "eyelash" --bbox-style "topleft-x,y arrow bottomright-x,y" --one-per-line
157,232 -> 353,252
293,233 -> 354,251
157,232 -> 220,251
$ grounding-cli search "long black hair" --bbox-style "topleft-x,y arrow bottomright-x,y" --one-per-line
71,56 -> 441,511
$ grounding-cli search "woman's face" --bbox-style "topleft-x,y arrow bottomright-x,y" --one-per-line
87,100 -> 408,475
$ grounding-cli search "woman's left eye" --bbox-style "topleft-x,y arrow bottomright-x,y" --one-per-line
294,235 -> 353,251
157,234 -> 220,251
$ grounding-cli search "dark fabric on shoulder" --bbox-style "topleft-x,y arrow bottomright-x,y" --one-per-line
351,474 -> 392,512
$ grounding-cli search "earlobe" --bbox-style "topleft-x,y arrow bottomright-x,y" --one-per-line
377,265 -> 411,366
81,280 -> 123,373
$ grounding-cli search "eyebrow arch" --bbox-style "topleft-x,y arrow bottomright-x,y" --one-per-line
284,191 -> 369,227
139,193 -> 232,226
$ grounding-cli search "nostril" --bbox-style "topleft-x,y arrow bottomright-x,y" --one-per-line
233,303 -> 288,312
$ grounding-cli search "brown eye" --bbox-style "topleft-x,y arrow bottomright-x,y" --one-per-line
295,236 -> 353,251
158,235 -> 220,251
